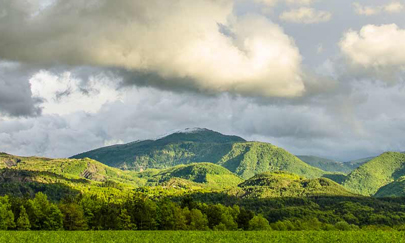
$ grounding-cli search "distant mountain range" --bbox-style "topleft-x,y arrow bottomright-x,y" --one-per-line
71,128 -> 327,180
1,128 -> 405,199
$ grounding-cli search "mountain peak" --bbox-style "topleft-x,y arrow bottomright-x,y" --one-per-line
154,128 -> 210,140
175,127 -> 210,134
153,128 -> 246,144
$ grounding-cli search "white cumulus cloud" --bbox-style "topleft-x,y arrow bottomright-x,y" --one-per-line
340,24 -> 405,71
280,7 -> 332,24
353,2 -> 404,16
29,71 -> 122,115
0,0 -> 306,98
254,0 -> 318,7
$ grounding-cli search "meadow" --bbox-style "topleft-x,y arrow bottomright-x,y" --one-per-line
1,231 -> 405,243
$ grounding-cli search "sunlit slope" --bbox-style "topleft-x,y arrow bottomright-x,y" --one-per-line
343,152 -> 405,196
0,153 -> 146,200
236,171 -> 355,198
217,142 -> 326,179
137,162 -> 243,188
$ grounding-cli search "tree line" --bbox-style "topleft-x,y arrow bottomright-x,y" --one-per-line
2,192 -> 404,231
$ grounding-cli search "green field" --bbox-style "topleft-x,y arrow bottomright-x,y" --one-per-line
1,231 -> 405,243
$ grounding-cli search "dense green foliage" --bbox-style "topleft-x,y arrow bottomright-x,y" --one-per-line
4,138 -> 405,234
0,153 -> 146,201
236,172 -> 355,198
343,152 -> 405,196
71,129 -> 326,179
1,191 -> 405,232
0,153 -> 143,185
297,155 -> 353,173
138,163 -> 243,188
71,129 -> 246,169
216,142 -> 325,179
375,177 -> 405,197
2,231 -> 405,243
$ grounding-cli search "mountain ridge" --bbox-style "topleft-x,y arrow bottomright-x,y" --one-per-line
343,152 -> 405,196
71,128 -> 327,180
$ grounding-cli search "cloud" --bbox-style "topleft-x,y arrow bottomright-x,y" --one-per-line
29,70 -> 122,115
384,2 -> 404,13
0,86 -> 347,158
340,24 -> 405,73
0,62 -> 40,117
2,81 -> 405,161
0,0 -> 307,98
285,0 -> 318,5
254,0 -> 318,7
353,2 -> 404,16
279,7 -> 331,24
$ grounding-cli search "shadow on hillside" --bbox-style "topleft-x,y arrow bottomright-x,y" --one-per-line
0,168 -> 91,184
322,174 -> 347,184
0,181 -> 81,201
0,168 -> 86,201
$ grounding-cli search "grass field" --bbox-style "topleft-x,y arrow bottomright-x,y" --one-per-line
1,231 -> 405,243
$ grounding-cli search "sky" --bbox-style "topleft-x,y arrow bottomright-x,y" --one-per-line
1,0 -> 405,161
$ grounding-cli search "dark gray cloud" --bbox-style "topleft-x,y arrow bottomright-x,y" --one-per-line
0,62 -> 41,116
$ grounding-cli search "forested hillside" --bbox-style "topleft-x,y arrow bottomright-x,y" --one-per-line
343,152 -> 405,196
137,163 -> 243,188
235,172 -> 355,198
1,150 -> 405,232
72,129 -> 326,179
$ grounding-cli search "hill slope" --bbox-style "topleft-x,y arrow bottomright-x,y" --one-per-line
0,153 -> 145,200
137,163 -> 243,188
71,129 -> 326,179
345,157 -> 374,170
235,171 -> 355,198
217,142 -> 325,179
297,155 -> 352,173
374,176 -> 405,197
343,152 -> 405,196
71,128 -> 245,169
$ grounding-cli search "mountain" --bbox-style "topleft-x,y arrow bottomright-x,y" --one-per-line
345,157 -> 374,170
343,152 -> 405,196
137,163 -> 243,188
0,153 -> 143,200
216,142 -> 325,179
296,155 -> 352,173
235,171 -> 355,198
71,128 -> 245,169
71,128 -> 326,179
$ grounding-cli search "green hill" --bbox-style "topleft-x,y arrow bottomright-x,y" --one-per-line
343,152 -> 405,196
71,128 -> 245,169
0,153 -> 142,184
374,176 -> 405,197
235,171 -> 355,198
297,155 -> 352,173
0,153 -> 144,200
71,129 -> 326,179
137,163 -> 243,188
217,142 -> 325,179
